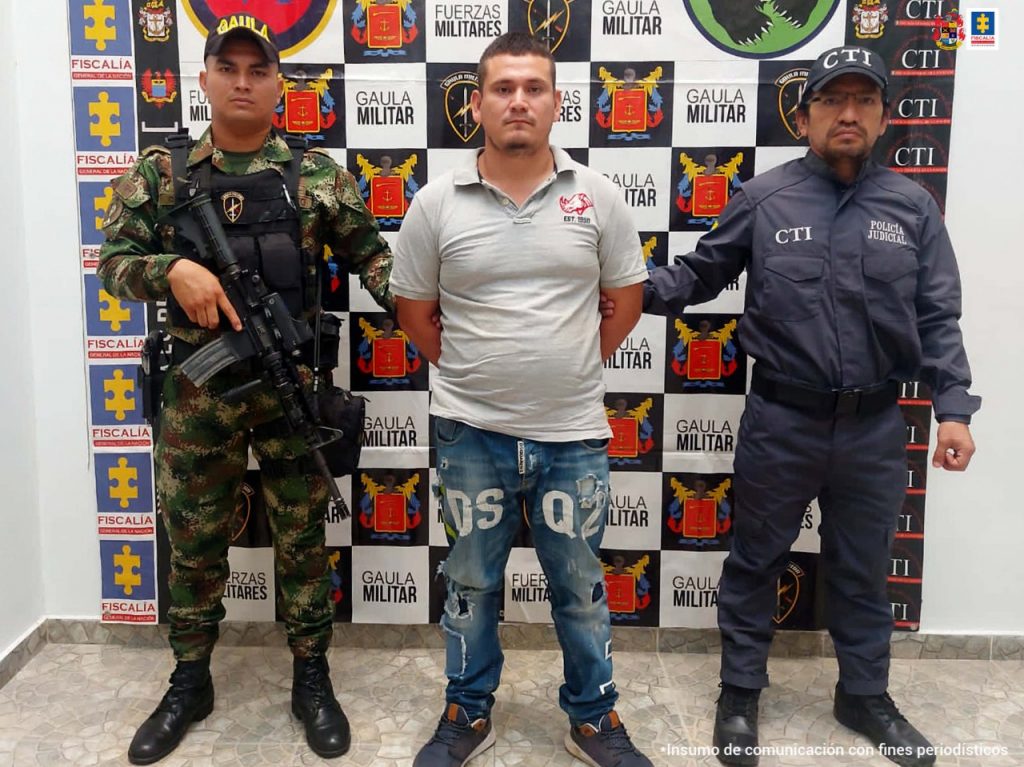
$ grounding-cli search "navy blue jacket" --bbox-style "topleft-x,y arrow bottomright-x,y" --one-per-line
646,151 -> 980,421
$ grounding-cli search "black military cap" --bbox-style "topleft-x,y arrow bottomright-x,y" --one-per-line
204,14 -> 280,64
800,46 -> 889,107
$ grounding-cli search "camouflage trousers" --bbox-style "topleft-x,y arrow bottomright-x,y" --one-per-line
154,361 -> 331,661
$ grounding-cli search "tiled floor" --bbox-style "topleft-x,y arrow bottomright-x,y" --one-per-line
0,643 -> 1021,766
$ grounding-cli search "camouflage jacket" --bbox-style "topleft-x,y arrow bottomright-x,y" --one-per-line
98,128 -> 394,344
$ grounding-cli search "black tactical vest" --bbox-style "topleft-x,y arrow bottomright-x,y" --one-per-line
165,132 -> 308,331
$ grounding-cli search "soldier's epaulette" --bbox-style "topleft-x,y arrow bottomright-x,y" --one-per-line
140,145 -> 170,158
112,148 -> 167,206
302,148 -> 339,177
304,147 -> 336,169
137,145 -> 173,181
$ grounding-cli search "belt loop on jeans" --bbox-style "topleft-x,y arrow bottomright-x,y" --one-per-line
750,368 -> 898,417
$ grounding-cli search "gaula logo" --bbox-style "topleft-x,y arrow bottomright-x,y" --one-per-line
666,477 -> 732,545
526,0 -> 573,52
671,318 -> 738,388
641,235 -> 658,272
216,14 -> 271,40
605,397 -> 655,463
359,472 -> 422,540
682,0 -> 841,58
355,153 -> 421,225
182,1 -> 337,57
595,65 -> 664,141
774,561 -> 804,624
230,481 -> 255,543
221,191 -> 244,223
357,316 -> 422,382
774,68 -> 808,139
441,71 -> 480,143
350,0 -> 420,56
603,554 -> 651,618
328,550 -> 344,604
676,151 -> 744,226
273,68 -> 338,138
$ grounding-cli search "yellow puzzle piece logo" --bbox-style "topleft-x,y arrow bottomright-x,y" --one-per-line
89,92 -> 121,148
108,457 -> 139,509
98,289 -> 131,332
103,369 -> 136,421
93,186 -> 113,231
113,544 -> 142,595
83,0 -> 117,52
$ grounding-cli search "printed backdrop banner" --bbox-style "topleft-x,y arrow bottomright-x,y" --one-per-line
70,0 -> 960,631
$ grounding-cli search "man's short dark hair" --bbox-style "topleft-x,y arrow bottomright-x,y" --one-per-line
477,31 -> 556,88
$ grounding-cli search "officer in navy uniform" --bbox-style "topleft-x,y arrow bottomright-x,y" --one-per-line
644,46 -> 979,767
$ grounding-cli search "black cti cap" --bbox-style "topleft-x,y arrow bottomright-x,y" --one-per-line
799,46 -> 889,107
204,14 -> 280,64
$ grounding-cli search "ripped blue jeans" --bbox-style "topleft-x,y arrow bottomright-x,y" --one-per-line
434,416 -> 617,725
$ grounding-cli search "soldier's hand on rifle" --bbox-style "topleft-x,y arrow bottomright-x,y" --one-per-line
167,259 -> 243,331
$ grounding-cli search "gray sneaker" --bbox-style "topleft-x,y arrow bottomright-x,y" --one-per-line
413,703 -> 495,767
564,711 -> 654,767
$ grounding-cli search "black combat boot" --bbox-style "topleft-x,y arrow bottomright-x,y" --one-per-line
713,683 -> 761,766
833,684 -> 936,767
127,657 -> 214,765
292,654 -> 351,759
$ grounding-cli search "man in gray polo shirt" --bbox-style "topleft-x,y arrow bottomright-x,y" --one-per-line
392,31 -> 651,767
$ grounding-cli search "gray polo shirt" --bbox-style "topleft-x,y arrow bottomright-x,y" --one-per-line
391,146 -> 646,441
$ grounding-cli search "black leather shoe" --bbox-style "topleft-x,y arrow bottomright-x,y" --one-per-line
713,684 -> 761,766
127,657 -> 214,765
292,654 -> 351,759
833,684 -> 936,767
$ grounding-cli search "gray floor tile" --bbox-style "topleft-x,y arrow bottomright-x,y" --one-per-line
1,643 -> 1022,766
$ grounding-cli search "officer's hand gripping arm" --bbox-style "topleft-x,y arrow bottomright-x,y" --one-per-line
645,190 -> 753,316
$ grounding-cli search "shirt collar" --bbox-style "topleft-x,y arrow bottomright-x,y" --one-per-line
187,127 -> 292,169
801,148 -> 875,186
453,146 -> 577,186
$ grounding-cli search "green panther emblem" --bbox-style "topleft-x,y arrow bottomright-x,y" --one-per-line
683,0 -> 841,58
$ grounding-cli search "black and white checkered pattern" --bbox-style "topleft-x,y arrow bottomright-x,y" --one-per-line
74,0 -> 951,631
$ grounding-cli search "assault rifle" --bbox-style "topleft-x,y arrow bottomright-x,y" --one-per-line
163,189 -> 350,518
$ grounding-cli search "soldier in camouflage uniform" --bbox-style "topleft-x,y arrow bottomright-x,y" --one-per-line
98,14 -> 392,765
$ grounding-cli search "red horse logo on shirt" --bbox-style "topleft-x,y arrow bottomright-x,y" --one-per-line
559,193 -> 594,215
